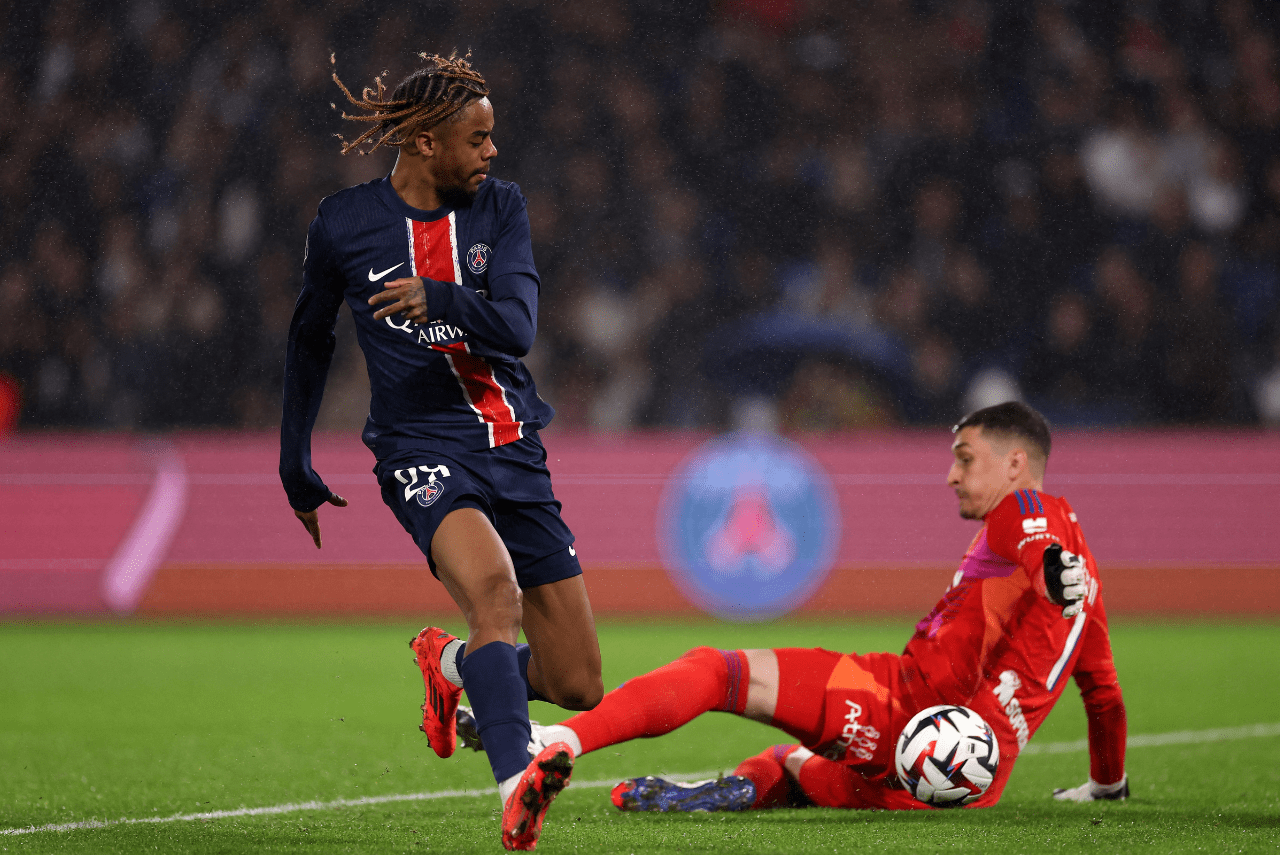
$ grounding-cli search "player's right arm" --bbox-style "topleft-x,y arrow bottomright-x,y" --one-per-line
279,212 -> 348,544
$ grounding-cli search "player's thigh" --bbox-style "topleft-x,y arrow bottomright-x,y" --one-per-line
431,507 -> 521,629
488,456 -> 595,678
742,649 -> 780,723
376,453 -> 520,629
766,647 -> 847,745
765,647 -> 906,760
520,574 -> 603,706
520,574 -> 599,667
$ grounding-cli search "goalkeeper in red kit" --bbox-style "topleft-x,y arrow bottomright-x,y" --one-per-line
460,401 -> 1128,810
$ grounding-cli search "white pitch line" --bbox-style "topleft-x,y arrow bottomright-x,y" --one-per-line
6,722 -> 1280,837
1020,721 -> 1280,755
0,771 -> 719,837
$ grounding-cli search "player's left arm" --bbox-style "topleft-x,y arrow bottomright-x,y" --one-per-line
1042,543 -> 1089,617
369,271 -> 537,356
1054,602 -> 1128,802
987,499 -> 1088,618
368,187 -> 540,356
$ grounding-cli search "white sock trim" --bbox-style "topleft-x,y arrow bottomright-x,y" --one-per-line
783,745 -> 816,779
538,724 -> 582,757
498,770 -> 523,806
440,639 -> 464,688
1091,774 -> 1127,796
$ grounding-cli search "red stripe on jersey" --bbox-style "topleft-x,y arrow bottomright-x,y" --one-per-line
408,217 -> 459,282
435,341 -> 524,447
406,216 -> 518,447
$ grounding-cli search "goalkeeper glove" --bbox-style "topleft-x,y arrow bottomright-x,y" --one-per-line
1052,775 -> 1129,802
1043,543 -> 1087,618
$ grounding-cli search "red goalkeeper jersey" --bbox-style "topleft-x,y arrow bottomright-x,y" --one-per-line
899,488 -> 1126,796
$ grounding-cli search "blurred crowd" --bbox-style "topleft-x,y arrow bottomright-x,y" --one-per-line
4,0 -> 1280,433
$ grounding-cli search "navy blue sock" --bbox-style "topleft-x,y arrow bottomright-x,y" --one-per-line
516,643 -> 550,703
460,641 -> 532,782
455,642 -> 548,703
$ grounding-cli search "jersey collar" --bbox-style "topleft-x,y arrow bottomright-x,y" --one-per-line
375,175 -> 452,222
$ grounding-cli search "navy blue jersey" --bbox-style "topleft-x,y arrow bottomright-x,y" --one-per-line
280,175 -> 555,512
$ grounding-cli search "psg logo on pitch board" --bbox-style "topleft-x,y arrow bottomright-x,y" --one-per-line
658,434 -> 840,620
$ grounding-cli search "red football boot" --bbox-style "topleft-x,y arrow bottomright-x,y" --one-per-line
501,742 -> 574,851
410,627 -> 463,758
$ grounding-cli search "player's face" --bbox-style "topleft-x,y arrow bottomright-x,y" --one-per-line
947,426 -> 1015,521
431,97 -> 496,202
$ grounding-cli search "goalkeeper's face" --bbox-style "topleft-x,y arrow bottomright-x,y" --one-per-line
947,426 -> 1019,520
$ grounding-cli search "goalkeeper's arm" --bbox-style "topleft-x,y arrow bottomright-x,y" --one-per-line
1052,680 -> 1129,802
1053,596 -> 1128,803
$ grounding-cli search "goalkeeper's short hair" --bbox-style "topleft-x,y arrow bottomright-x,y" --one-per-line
953,401 -> 1051,468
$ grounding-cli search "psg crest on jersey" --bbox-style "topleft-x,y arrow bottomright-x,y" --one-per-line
657,434 -> 839,620
466,243 -> 490,274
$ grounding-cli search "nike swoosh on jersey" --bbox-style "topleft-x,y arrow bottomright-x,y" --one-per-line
368,263 -> 405,281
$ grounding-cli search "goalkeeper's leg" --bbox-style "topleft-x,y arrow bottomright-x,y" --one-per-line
734,745 -> 925,811
536,647 -> 884,756
732,745 -> 808,808
529,646 -> 769,755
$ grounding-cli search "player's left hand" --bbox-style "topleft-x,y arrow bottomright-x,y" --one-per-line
294,492 -> 349,549
370,277 -> 430,324
1043,543 -> 1088,618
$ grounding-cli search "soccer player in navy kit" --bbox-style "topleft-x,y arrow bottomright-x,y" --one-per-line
279,52 -> 602,851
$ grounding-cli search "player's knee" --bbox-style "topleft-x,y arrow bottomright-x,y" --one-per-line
680,646 -> 725,668
542,654 -> 604,710
571,667 -> 605,709
680,645 -> 735,684
466,575 -> 523,635
549,674 -> 604,711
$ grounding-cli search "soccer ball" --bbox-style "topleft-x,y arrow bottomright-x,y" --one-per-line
894,705 -> 1000,807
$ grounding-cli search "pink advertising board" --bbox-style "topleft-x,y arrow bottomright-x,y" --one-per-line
2,430 -> 1278,617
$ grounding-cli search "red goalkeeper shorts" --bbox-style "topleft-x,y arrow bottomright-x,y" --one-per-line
768,648 -> 909,779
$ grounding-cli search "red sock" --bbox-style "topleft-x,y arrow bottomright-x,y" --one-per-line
793,752 -> 924,810
734,745 -> 797,809
1087,698 -> 1127,786
561,647 -> 748,755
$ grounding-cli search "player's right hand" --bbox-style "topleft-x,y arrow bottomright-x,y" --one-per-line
1043,543 -> 1087,617
370,277 -> 430,324
294,493 -> 348,549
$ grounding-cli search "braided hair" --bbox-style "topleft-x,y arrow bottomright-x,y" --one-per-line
330,51 -> 490,155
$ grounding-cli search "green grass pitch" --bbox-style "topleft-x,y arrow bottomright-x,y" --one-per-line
2,619 -> 1278,853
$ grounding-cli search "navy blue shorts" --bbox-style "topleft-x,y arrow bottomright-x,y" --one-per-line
374,433 -> 581,589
